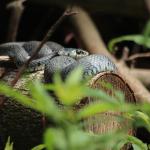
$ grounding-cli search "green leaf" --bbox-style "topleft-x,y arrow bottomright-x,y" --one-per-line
132,111 -> 150,132
53,70 -> 86,106
28,80 -> 62,121
31,144 -> 45,150
44,83 -> 56,91
108,35 -> 150,53
140,102 -> 150,115
68,128 -> 93,150
94,132 -> 128,150
0,82 -> 35,108
108,20 -> 150,52
108,35 -> 145,52
66,67 -> 83,86
4,137 -> 13,150
83,87 -> 116,103
143,20 -> 150,37
77,102 -> 118,119
98,80 -> 113,90
114,90 -> 125,102
127,135 -> 147,150
0,81 -> 62,122
44,128 -> 67,150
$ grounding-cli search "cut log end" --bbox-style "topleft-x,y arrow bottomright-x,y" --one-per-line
82,72 -> 136,150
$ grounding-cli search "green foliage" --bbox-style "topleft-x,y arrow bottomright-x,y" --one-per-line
126,136 -> 147,150
52,67 -> 86,105
31,144 -> 45,150
4,137 -> 13,150
0,68 -> 150,149
108,20 -> 150,52
131,111 -> 150,132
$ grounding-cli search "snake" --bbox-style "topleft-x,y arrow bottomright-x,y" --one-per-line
0,41 -> 117,82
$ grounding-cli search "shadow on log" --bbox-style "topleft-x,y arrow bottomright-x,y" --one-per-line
0,69 -> 44,150
0,99 -> 43,150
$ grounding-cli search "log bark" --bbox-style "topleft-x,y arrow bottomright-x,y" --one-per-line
0,70 -> 44,150
0,99 -> 43,150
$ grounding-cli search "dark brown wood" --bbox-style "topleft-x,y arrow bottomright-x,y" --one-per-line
0,99 -> 43,150
0,69 -> 44,150
0,68 -> 6,78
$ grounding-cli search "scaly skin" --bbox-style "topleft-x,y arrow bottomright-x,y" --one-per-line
59,54 -> 117,80
0,41 -> 89,72
0,41 -> 117,82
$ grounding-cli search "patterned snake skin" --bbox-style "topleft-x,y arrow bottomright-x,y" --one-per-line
0,41 -> 117,82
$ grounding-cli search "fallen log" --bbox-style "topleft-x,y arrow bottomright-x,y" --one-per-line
0,65 -> 135,150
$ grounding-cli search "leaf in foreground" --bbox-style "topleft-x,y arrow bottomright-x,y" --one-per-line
53,68 -> 86,106
31,144 -> 45,150
4,137 -> 13,150
108,35 -> 150,52
44,128 -> 67,150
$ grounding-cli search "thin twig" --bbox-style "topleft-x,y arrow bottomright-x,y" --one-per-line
120,47 -> 129,62
126,52 -> 150,61
10,8 -> 77,86
6,0 -> 26,42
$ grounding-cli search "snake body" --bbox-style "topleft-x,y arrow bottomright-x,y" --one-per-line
0,42 -> 58,72
59,54 -> 117,80
44,56 -> 77,83
0,41 -> 117,82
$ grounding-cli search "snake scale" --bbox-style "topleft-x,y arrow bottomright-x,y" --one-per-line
0,41 -> 117,82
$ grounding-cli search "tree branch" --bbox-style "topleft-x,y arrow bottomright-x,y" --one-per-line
126,52 -> 150,61
6,0 -> 26,42
130,69 -> 150,88
70,6 -> 150,103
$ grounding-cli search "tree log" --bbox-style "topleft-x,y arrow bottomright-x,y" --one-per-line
83,72 -> 136,150
0,69 -> 135,150
0,69 -> 44,150
0,99 -> 43,150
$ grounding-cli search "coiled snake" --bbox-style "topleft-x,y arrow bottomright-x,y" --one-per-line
0,41 -> 117,82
